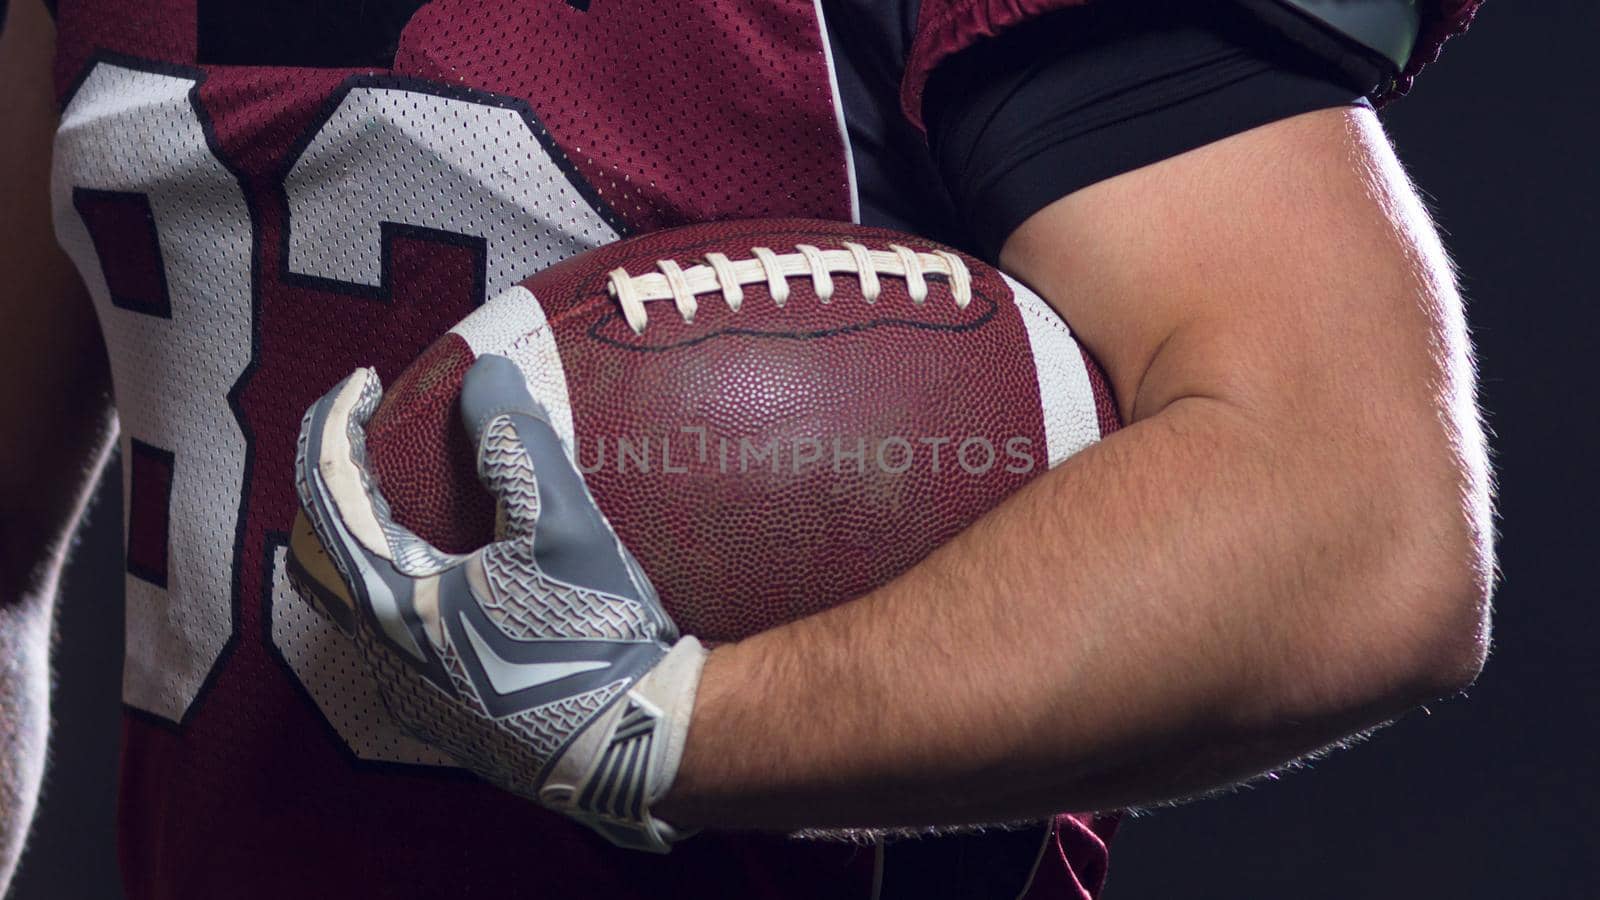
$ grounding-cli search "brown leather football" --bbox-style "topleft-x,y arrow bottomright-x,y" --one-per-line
349,218 -> 1119,644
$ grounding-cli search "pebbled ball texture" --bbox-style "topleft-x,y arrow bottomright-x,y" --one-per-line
365,219 -> 1120,644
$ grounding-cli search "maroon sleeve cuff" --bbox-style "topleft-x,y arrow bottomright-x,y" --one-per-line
1384,0 -> 1482,107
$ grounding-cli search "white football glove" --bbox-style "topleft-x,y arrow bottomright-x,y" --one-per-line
291,353 -> 706,853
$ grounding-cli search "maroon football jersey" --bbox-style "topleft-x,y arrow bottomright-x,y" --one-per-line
44,1 -> 1473,897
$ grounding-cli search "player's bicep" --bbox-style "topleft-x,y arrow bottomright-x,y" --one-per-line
0,0 -> 113,592
999,105 -> 1466,439
1000,102 -> 1492,693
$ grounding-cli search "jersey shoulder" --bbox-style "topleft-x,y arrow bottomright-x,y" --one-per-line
898,0 -> 1483,129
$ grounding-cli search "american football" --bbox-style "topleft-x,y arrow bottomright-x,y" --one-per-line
7,0 -> 1530,894
292,219 -> 1119,643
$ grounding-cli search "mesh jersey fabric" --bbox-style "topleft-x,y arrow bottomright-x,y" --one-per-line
49,2 -> 1100,898
43,1 -> 1472,898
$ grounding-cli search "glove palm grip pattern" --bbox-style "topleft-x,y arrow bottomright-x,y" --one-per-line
294,359 -> 704,854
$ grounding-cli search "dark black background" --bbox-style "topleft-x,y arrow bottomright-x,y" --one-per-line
9,1 -> 1597,897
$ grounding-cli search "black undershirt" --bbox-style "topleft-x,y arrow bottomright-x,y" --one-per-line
925,1 -> 1371,260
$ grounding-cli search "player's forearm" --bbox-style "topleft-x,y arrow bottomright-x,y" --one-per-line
0,410 -> 115,890
0,589 -> 52,892
657,393 -> 1487,830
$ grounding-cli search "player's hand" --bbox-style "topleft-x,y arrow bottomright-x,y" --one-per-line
292,354 -> 706,853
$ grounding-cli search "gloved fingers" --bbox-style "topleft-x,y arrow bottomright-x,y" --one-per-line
286,508 -> 358,633
460,354 -> 666,618
296,368 -> 452,663
296,368 -> 393,562
462,355 -> 544,541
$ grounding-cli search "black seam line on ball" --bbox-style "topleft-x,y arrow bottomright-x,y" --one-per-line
585,291 -> 1000,353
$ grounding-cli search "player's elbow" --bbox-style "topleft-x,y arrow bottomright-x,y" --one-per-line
1266,504 -> 1491,741
1377,530 -> 1492,705
1378,380 -> 1495,704
1305,438 -> 1494,721
1421,509 -> 1496,696
1241,358 -> 1496,728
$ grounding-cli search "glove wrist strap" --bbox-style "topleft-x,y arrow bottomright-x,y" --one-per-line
552,636 -> 708,853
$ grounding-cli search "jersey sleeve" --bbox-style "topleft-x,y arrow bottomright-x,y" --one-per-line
899,0 -> 1482,130
923,4 -> 1370,259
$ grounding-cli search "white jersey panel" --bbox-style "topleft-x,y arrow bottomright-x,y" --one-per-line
51,64 -> 253,722
284,86 -> 621,298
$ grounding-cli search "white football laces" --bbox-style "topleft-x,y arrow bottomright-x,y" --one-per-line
607,242 -> 973,334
